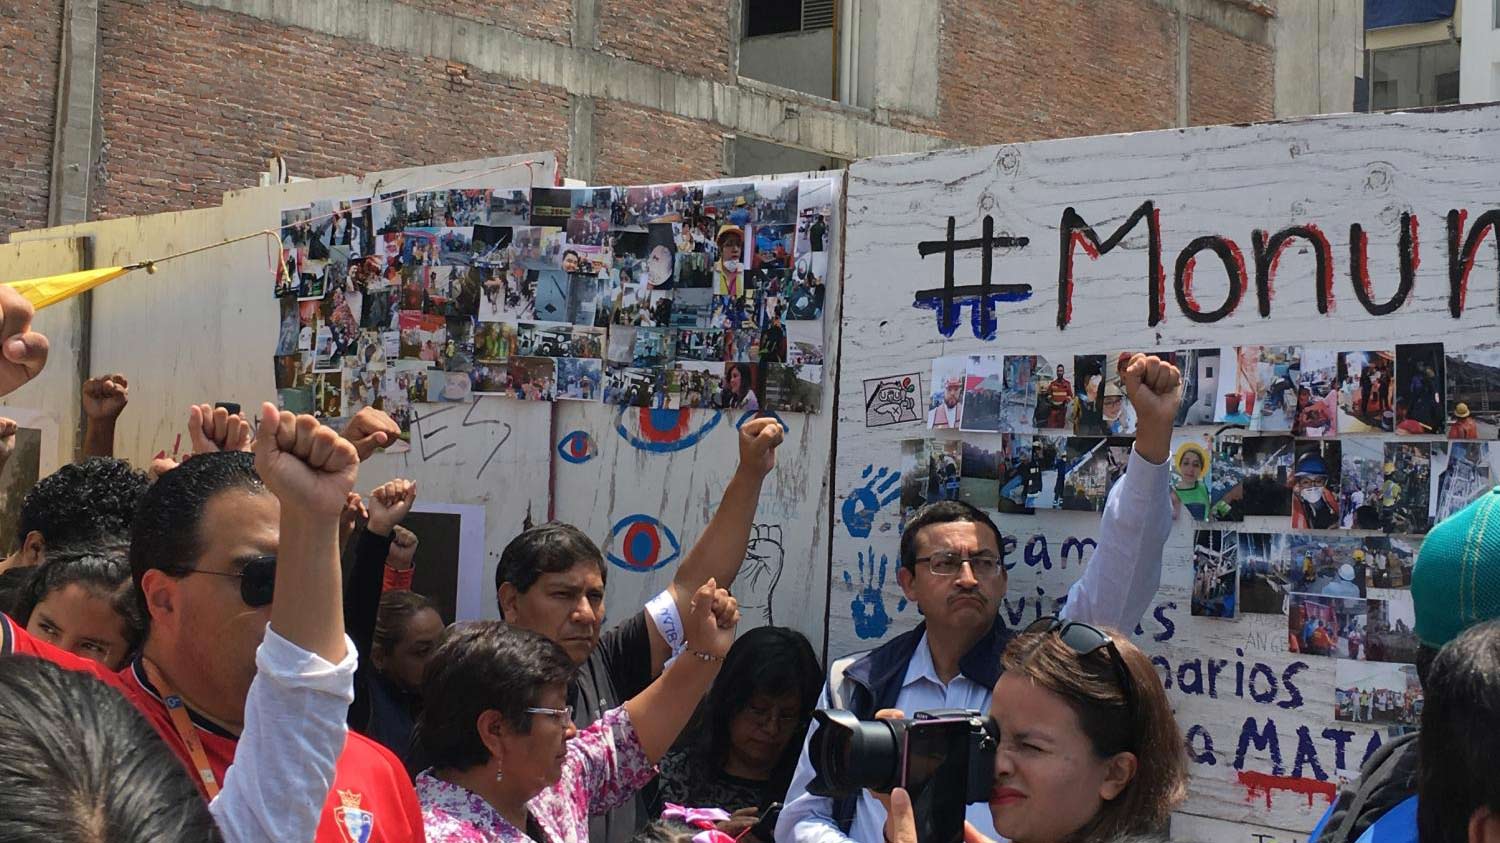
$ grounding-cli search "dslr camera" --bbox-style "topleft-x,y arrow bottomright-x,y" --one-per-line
807,708 -> 997,843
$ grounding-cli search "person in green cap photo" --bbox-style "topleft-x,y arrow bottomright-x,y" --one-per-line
1309,484 -> 1500,843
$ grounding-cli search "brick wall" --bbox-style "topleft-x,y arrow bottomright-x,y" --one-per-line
91,0 -> 570,222
596,0 -> 731,81
938,0 -> 1179,147
592,100 -> 725,185
394,0 -> 572,44
1188,19 -> 1275,126
0,0 -> 63,238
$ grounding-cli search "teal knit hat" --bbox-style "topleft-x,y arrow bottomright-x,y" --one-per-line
1413,485 -> 1500,649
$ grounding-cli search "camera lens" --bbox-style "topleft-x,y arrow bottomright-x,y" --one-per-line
806,710 -> 906,796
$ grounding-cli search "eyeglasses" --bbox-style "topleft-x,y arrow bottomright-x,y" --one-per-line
1023,616 -> 1137,732
915,551 -> 1003,578
175,554 -> 277,608
744,704 -> 802,729
526,705 -> 574,723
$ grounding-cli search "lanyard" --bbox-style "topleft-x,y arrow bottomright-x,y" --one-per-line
141,658 -> 222,798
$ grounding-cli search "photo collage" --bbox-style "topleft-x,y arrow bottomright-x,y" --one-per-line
273,178 -> 836,434
901,343 -> 1490,723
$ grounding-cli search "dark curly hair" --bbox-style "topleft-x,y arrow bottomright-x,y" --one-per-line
15,458 -> 149,554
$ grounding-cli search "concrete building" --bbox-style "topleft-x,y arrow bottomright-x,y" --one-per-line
1363,0 -> 1500,109
7,0 -> 1349,240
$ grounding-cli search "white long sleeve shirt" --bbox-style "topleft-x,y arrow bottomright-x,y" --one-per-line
209,627 -> 357,843
778,447 -> 1174,843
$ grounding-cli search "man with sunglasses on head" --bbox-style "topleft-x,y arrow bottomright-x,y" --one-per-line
779,353 -> 1181,843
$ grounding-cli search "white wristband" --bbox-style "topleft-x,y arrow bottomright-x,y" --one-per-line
645,589 -> 686,661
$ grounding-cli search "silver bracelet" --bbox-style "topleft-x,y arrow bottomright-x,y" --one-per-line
683,643 -> 723,662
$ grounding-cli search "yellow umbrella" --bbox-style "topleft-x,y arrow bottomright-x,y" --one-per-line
4,266 -> 134,310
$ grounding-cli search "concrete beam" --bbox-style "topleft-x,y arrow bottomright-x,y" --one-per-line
568,95 -> 595,182
1146,0 -> 1273,44
179,0 -> 950,161
49,0 -> 102,226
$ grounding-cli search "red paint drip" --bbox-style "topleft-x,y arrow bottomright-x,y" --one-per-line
1073,230 -> 1101,260
1152,208 -> 1166,323
1409,214 -> 1421,273
1181,257 -> 1201,313
1236,770 -> 1337,810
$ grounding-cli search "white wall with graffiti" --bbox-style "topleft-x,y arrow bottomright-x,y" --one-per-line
832,106 -> 1500,838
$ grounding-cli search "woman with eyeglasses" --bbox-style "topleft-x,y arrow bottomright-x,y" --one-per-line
652,626 -> 822,841
416,579 -> 739,843
886,617 -> 1187,843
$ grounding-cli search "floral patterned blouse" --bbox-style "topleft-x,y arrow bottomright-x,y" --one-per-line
418,706 -> 655,843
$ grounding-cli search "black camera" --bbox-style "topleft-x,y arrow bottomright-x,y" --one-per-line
807,708 -> 997,843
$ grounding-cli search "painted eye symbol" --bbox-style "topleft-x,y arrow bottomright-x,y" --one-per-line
613,406 -> 723,454
556,430 -> 598,464
606,514 -> 682,572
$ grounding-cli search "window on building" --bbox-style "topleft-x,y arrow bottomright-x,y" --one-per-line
1366,41 -> 1461,110
739,0 -> 836,98
730,136 -> 846,178
743,0 -> 835,37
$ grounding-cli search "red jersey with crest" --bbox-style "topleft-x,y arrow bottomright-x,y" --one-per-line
2,614 -> 424,843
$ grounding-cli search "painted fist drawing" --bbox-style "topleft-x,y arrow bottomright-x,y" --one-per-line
842,465 -> 901,539
736,524 -> 785,624
843,547 -> 906,640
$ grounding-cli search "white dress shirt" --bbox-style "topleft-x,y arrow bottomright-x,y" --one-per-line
210,626 -> 357,843
778,447 -> 1173,843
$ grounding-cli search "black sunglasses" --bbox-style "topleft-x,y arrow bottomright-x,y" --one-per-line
1023,616 -> 1138,730
176,554 -> 277,608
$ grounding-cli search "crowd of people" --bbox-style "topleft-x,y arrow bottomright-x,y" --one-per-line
0,280 -> 1497,843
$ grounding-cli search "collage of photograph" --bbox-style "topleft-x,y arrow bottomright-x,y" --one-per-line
272,178 -> 836,432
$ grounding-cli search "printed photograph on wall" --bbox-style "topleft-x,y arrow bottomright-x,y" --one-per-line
1191,529 -> 1238,619
1364,593 -> 1420,664
1285,534 -> 1366,598
1292,348 -> 1340,438
1382,441 -> 1433,534
959,354 -> 1004,433
928,356 -> 967,430
1340,437 -> 1386,530
1057,436 -> 1133,512
997,355 -> 1039,434
1210,433 -> 1295,521
900,438 -> 962,522
1070,354 -> 1107,436
1288,594 -> 1367,659
1337,349 -> 1394,434
1238,532 -> 1292,615
1174,348 -> 1220,427
1443,349 -> 1500,439
1169,434 -> 1214,522
1394,342 -> 1445,435
1429,441 -> 1495,524
1363,535 -> 1418,590
1334,661 -> 1421,726
1216,345 -> 1299,432
959,439 -> 1003,511
1291,440 -> 1342,530
1032,354 -> 1075,432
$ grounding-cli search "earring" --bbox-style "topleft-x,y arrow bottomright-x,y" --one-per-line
495,767 -> 504,782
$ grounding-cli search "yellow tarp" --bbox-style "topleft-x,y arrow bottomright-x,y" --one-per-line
4,266 -> 131,310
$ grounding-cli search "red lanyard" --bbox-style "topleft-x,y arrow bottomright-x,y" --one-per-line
141,658 -> 222,798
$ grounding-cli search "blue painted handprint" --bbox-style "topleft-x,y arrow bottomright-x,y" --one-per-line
843,547 -> 907,639
842,465 -> 901,538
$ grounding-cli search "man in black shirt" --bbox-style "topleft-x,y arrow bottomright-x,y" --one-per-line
494,416 -> 785,843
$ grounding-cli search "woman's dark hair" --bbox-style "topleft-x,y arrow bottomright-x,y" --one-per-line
372,590 -> 439,658
1417,618 -> 1500,843
12,545 -> 146,657
0,656 -> 223,842
687,626 -> 821,796
727,363 -> 754,399
1001,627 -> 1187,841
415,621 -> 575,771
493,522 -> 606,611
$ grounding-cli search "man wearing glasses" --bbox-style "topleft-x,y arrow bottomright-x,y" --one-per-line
779,353 -> 1182,843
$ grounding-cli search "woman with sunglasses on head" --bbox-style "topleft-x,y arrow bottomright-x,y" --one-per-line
416,578 -> 740,843
885,617 -> 1187,843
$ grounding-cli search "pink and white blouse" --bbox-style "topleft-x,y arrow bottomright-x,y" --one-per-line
418,705 -> 655,843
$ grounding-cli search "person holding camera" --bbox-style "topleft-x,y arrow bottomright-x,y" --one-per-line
882,618 -> 1187,843
778,354 -> 1180,843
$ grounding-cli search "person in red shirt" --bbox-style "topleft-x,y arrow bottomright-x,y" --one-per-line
117,407 -> 424,843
